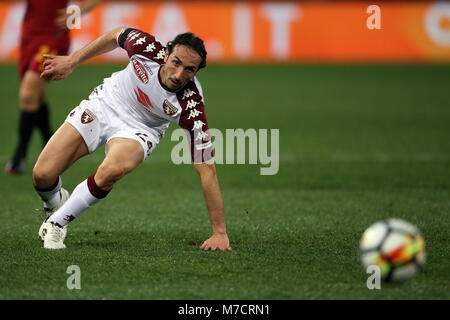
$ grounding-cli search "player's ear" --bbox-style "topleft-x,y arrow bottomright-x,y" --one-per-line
192,66 -> 200,78
164,48 -> 169,63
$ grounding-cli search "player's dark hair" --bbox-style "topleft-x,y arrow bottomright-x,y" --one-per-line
167,33 -> 207,69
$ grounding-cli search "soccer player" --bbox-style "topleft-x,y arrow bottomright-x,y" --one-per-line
5,0 -> 100,175
34,27 -> 232,251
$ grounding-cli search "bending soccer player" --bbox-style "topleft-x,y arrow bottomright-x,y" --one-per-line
34,27 -> 231,251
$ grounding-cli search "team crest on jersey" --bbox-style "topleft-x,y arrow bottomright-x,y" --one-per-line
81,109 -> 96,124
131,58 -> 149,84
163,99 -> 178,116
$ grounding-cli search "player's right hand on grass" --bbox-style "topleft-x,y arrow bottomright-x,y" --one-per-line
200,233 -> 232,251
40,54 -> 76,80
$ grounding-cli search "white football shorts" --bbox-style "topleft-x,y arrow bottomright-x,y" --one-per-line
65,96 -> 159,161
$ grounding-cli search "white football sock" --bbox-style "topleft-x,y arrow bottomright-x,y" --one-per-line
47,175 -> 108,227
36,176 -> 62,210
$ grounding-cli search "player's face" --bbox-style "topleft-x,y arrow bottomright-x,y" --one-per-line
162,45 -> 201,90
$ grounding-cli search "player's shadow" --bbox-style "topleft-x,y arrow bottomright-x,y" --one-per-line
66,229 -> 205,253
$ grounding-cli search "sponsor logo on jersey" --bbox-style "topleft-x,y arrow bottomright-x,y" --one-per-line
163,99 -> 178,116
81,109 -> 96,124
64,214 -> 75,222
192,120 -> 206,131
187,109 -> 202,120
156,49 -> 165,60
195,130 -> 209,141
182,88 -> 195,100
135,132 -> 153,157
186,99 -> 199,110
131,58 -> 149,84
134,86 -> 154,110
69,110 -> 76,117
127,31 -> 140,42
89,84 -> 103,99
195,141 -> 212,151
133,36 -> 146,46
142,62 -> 153,75
143,42 -> 156,53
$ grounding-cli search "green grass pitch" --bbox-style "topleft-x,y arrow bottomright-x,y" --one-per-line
0,63 -> 449,299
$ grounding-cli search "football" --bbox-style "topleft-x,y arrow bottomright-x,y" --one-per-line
360,218 -> 426,282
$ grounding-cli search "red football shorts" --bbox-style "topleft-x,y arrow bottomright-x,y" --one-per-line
18,33 -> 70,80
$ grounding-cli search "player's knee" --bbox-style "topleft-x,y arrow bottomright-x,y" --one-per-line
19,89 -> 40,111
95,163 -> 127,188
32,164 -> 57,189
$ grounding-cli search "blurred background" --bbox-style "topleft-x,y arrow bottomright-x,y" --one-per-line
0,0 -> 449,63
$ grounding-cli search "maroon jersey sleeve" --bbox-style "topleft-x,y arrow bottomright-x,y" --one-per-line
177,82 -> 214,164
118,28 -> 166,64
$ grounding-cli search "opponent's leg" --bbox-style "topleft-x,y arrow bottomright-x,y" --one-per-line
36,100 -> 53,146
6,71 -> 46,175
35,79 -> 53,146
44,138 -> 144,249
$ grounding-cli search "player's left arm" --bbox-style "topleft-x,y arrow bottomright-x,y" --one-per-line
79,0 -> 101,14
40,27 -> 123,80
56,0 -> 101,30
177,82 -> 230,251
195,161 -> 232,251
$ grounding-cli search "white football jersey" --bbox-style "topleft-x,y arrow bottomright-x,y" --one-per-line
89,28 -> 213,163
